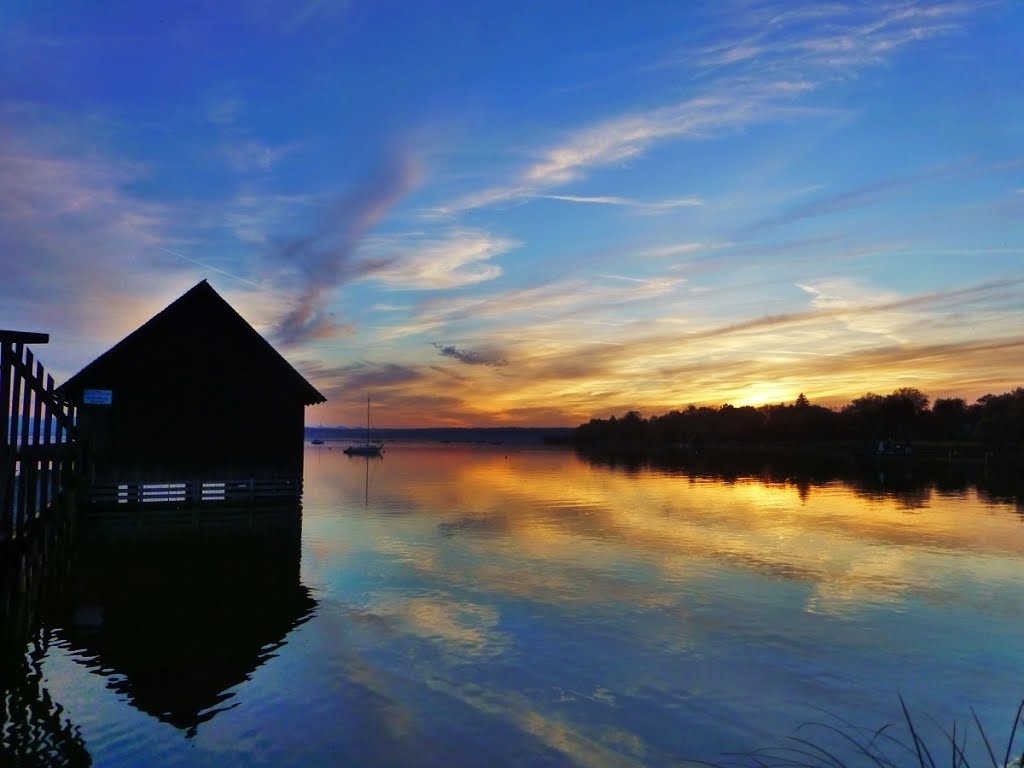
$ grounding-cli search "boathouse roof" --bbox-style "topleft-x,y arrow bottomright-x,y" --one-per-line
58,280 -> 325,405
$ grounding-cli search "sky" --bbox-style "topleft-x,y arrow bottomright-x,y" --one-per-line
1,1 -> 1022,427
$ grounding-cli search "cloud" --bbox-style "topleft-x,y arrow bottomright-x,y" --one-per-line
271,151 -> 423,346
641,242 -> 718,259
366,229 -> 515,290
536,194 -> 702,213
692,1 -> 971,75
376,272 -> 685,342
428,2 -> 978,219
223,191 -> 322,245
435,84 -> 820,216
305,360 -> 424,400
742,163 -> 962,235
0,127 -> 283,384
223,139 -> 301,173
521,93 -> 788,186
0,135 -> 180,333
361,269 -> 1024,425
645,275 -> 1024,350
797,277 -> 908,339
432,343 -> 507,367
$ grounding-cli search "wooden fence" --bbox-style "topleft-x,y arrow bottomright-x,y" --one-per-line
0,331 -> 78,544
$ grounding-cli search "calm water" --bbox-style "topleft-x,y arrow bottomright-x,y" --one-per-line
4,443 -> 1024,766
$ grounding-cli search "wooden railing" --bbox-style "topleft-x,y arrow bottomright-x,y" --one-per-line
0,331 -> 78,543
82,477 -> 302,531
84,476 -> 302,506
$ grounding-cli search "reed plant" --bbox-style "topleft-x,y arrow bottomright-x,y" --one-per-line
694,696 -> 1023,768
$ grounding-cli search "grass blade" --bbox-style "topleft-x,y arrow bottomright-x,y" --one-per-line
797,721 -> 897,768
1002,699 -> 1024,768
900,694 -> 936,768
972,707 -> 1000,767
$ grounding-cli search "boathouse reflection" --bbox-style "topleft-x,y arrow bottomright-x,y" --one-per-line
53,513 -> 316,736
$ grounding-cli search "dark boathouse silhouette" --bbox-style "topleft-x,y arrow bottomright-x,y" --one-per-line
57,280 -> 325,511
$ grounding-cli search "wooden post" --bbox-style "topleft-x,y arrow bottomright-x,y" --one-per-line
8,345 -> 23,455
38,376 -> 55,513
0,341 -> 12,539
192,479 -> 201,528
25,360 -> 43,521
14,345 -> 30,537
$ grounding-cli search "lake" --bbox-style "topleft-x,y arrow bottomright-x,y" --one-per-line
3,443 -> 1023,766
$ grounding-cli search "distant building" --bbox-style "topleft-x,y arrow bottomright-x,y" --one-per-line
58,280 -> 325,506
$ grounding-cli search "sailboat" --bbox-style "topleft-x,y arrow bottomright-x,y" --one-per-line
343,398 -> 384,456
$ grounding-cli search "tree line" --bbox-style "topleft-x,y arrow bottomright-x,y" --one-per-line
572,387 -> 1024,446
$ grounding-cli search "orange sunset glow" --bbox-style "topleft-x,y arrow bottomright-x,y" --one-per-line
2,2 -> 1021,428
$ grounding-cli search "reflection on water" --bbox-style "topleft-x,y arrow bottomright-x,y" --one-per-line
1,513 -> 316,765
301,444 -> 1024,765
577,447 -> 1024,513
53,519 -> 316,736
1,537 -> 91,767
4,446 -> 1024,766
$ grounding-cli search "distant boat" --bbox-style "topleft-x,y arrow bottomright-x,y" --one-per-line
344,398 -> 384,457
311,439 -> 324,445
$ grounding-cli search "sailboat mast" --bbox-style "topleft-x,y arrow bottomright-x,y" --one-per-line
366,397 -> 370,444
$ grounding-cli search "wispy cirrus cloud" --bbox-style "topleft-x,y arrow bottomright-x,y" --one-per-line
224,191 -> 322,244
432,2 -> 978,223
0,134 -> 176,320
376,272 -> 684,342
271,150 -> 423,346
437,85 -> 817,215
641,242 -> 722,259
522,90 -> 815,188
0,127 -> 232,379
741,162 -> 963,235
366,229 -> 516,290
694,1 -> 971,74
536,194 -> 702,213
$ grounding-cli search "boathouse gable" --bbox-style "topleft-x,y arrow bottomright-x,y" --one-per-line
57,280 -> 324,489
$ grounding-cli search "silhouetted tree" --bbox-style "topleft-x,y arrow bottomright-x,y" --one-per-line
882,387 -> 930,439
973,388 -> 1024,444
841,393 -> 886,438
619,411 -> 646,441
572,386 -> 1023,449
930,397 -> 968,440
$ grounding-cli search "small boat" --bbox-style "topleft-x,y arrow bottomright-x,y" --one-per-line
344,398 -> 384,457
311,438 -> 324,445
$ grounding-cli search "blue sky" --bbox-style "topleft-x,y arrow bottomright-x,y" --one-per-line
1,1 -> 1022,426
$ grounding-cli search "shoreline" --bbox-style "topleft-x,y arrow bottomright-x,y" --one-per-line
566,438 -> 1023,466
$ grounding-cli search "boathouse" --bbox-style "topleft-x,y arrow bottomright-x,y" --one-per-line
57,280 -> 325,507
